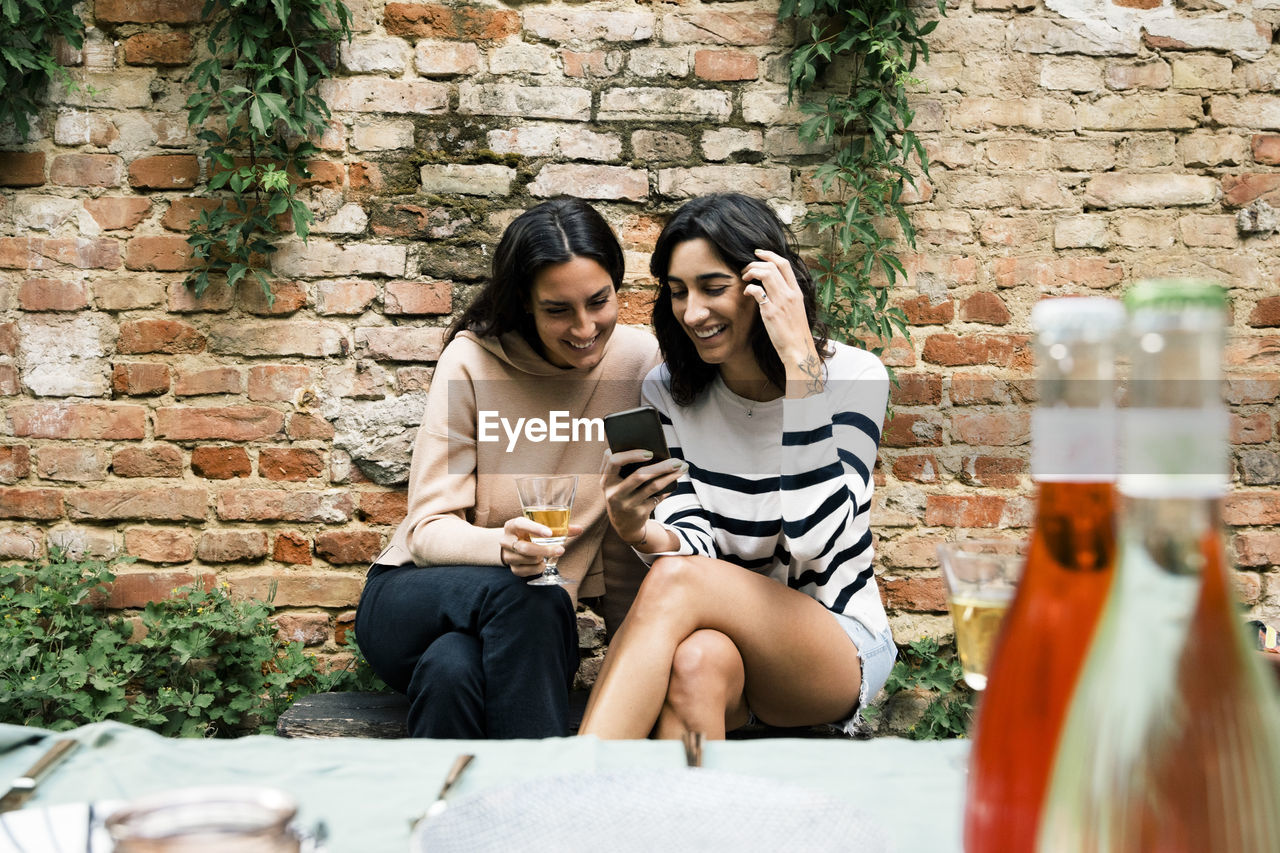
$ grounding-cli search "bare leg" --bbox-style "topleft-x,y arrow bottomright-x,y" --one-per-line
579,555 -> 862,739
653,629 -> 750,740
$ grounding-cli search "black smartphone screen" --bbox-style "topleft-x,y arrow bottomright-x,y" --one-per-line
603,406 -> 672,480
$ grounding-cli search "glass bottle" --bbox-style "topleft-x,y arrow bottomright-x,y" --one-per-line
964,297 -> 1123,853
1037,279 -> 1280,852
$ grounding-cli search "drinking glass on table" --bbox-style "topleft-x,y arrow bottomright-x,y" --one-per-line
515,475 -> 577,587
937,539 -> 1026,690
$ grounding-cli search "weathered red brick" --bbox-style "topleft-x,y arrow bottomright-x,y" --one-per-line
173,367 -> 242,396
0,526 -> 43,560
315,529 -> 384,565
334,610 -> 356,646
273,530 -> 313,564
880,575 -> 947,612
104,569 -> 217,609
395,367 -> 434,393
562,50 -> 617,79
216,489 -> 355,522
694,49 -> 758,81
161,197 -> 222,231
384,3 -> 519,39
125,235 -> 199,271
877,535 -> 942,569
892,454 -> 942,483
358,491 -> 407,525
247,365 -> 313,402
287,414 -> 336,440
0,446 -> 31,484
922,333 -> 1032,368
961,291 -> 1011,325
228,572 -> 363,608
1248,296 -> 1280,328
882,412 -> 943,447
65,487 -> 207,521
190,446 -> 252,479
889,373 -> 942,406
384,280 -> 452,315
34,446 -> 110,482
316,280 -> 378,315
0,237 -> 121,270
1222,173 -> 1280,208
1232,412 -> 1272,444
124,527 -> 196,563
925,494 -> 1008,528
259,447 -> 324,481
1233,531 -> 1280,567
991,257 -> 1123,290
0,488 -> 62,519
958,455 -> 1026,489
197,529 -> 269,562
168,280 -> 233,313
123,31 -> 194,66
239,279 -> 309,315
1252,135 -> 1280,166
273,612 -> 331,646
111,362 -> 171,396
50,154 -> 123,187
348,162 -> 382,193
10,402 -> 146,439
155,406 -> 285,441
951,411 -> 1030,446
118,318 -> 206,354
84,197 -> 151,230
18,278 -> 89,311
94,0 -> 205,23
1224,491 -> 1280,526
0,322 -> 16,356
897,295 -> 954,325
0,152 -> 46,187
300,160 -> 344,189
0,365 -> 18,396
113,445 -> 184,478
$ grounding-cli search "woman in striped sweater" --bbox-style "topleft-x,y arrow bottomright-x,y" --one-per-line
579,193 -> 895,740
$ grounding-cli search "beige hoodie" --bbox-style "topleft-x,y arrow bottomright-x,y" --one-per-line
377,324 -> 660,604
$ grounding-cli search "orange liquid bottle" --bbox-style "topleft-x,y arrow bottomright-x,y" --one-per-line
1038,279 -> 1280,852
964,297 -> 1125,853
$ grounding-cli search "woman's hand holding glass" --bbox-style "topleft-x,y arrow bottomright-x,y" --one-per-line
601,449 -> 686,546
500,515 -> 583,578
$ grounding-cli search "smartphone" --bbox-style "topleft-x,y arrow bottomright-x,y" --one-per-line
603,406 -> 673,482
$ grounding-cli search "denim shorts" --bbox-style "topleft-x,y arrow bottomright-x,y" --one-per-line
830,610 -> 897,735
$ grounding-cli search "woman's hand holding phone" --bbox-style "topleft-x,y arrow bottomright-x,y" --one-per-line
600,450 -> 685,546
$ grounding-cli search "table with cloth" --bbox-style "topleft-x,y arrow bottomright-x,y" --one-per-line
0,721 -> 967,851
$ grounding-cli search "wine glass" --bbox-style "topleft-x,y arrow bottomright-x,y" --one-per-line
514,475 -> 577,587
937,539 -> 1025,691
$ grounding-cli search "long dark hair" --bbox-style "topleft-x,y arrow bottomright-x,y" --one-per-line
649,193 -> 830,405
446,198 -> 624,349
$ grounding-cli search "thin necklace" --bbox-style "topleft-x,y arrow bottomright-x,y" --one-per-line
745,376 -> 772,418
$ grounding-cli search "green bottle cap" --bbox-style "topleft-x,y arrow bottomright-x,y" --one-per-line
1125,278 -> 1228,311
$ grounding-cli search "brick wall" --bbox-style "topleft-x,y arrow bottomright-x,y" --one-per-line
1,0 -> 1279,658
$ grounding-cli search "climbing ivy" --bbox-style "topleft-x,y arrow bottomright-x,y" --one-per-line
185,0 -> 351,303
0,0 -> 84,140
779,0 -> 945,354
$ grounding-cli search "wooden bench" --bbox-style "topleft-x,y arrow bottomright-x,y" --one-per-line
275,690 -> 853,739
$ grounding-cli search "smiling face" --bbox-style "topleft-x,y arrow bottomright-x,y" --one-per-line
665,237 -> 760,376
528,255 -> 619,369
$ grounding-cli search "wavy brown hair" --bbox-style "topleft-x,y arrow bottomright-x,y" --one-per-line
649,193 -> 830,405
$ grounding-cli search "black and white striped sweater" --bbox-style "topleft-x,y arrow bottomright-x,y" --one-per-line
637,341 -> 891,635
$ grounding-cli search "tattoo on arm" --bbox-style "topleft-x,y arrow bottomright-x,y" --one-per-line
797,352 -> 825,396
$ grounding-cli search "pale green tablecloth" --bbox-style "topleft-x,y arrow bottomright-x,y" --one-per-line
0,722 -> 966,851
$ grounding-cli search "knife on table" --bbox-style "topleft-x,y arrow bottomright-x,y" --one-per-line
0,739 -> 80,812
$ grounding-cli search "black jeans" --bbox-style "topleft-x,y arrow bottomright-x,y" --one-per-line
354,563 -> 577,739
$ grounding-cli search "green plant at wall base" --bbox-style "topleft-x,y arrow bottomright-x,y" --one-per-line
0,549 -> 325,737
779,0 -> 945,354
882,637 -> 974,740
0,0 -> 84,140
185,0 -> 352,304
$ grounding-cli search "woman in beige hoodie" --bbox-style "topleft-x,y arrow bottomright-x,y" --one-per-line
355,198 -> 658,738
